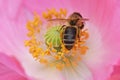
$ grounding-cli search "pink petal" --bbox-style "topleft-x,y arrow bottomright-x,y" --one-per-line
0,0 -> 120,80
108,61 -> 120,80
0,52 -> 32,80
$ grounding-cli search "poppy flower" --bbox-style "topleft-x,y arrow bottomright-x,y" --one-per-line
0,0 -> 120,80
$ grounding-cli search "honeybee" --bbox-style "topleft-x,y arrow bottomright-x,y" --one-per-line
48,12 -> 88,50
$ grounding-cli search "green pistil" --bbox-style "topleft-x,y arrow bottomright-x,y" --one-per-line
44,25 -> 63,51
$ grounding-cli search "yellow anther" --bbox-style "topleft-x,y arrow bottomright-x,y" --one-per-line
51,48 -> 57,53
33,17 -> 39,27
40,50 -> 45,56
79,41 -> 85,45
47,9 -> 59,18
53,12 -> 59,18
36,28 -> 40,33
58,52 -> 62,55
27,31 -> 34,37
58,52 -> 64,57
56,63 -> 64,70
47,9 -> 53,17
61,45 -> 68,53
35,48 -> 41,53
76,56 -> 81,61
26,40 -> 36,47
47,14 -> 52,19
63,57 -> 69,63
42,12 -> 49,19
29,46 -> 37,54
31,48 -> 40,56
64,49 -> 69,54
45,49 -> 51,55
32,52 -> 39,58
26,21 -> 34,31
25,39 -> 37,47
54,55 -> 61,60
49,8 -> 56,14
73,43 -> 78,50
24,40 -> 30,47
61,49 -> 66,53
71,50 -> 77,57
60,8 -> 67,17
63,57 -> 70,67
61,52 -> 64,57
71,53 -> 75,57
48,42 -> 52,48
37,48 -> 44,55
39,58 -> 48,64
80,46 -> 88,54
61,44 -> 65,48
66,62 -> 71,67
81,30 -> 89,40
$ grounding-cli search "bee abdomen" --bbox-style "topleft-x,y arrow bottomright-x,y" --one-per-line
63,39 -> 75,42
63,38 -> 75,50
63,27 -> 77,50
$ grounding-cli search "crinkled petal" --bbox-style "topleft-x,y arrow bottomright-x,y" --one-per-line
0,52 -> 32,80
108,60 -> 120,80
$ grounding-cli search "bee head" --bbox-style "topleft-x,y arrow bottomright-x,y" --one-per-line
69,12 -> 82,26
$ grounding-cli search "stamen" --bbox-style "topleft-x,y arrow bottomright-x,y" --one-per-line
25,8 -> 89,70
59,8 -> 67,18
56,63 -> 64,70
80,46 -> 89,55
39,58 -> 48,64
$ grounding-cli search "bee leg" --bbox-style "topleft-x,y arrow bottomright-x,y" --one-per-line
77,26 -> 81,42
80,24 -> 84,29
78,24 -> 84,41
60,25 -> 66,31
60,25 -> 66,43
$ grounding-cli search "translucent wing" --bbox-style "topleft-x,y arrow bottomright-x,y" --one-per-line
78,18 -> 89,22
48,18 -> 69,22
47,18 -> 69,25
48,18 -> 89,22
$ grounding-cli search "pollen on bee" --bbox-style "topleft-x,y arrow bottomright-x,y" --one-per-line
25,8 -> 89,71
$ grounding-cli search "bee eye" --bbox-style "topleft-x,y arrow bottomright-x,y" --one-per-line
70,20 -> 77,25
74,15 -> 77,18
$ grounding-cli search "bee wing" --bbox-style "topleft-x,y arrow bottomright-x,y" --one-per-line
79,18 -> 89,22
48,18 -> 89,22
46,19 -> 69,28
44,19 -> 68,29
48,19 -> 69,22
47,19 -> 70,24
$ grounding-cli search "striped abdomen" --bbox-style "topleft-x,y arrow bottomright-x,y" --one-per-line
63,27 -> 77,50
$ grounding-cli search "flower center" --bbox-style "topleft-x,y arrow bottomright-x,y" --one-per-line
25,8 -> 89,70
